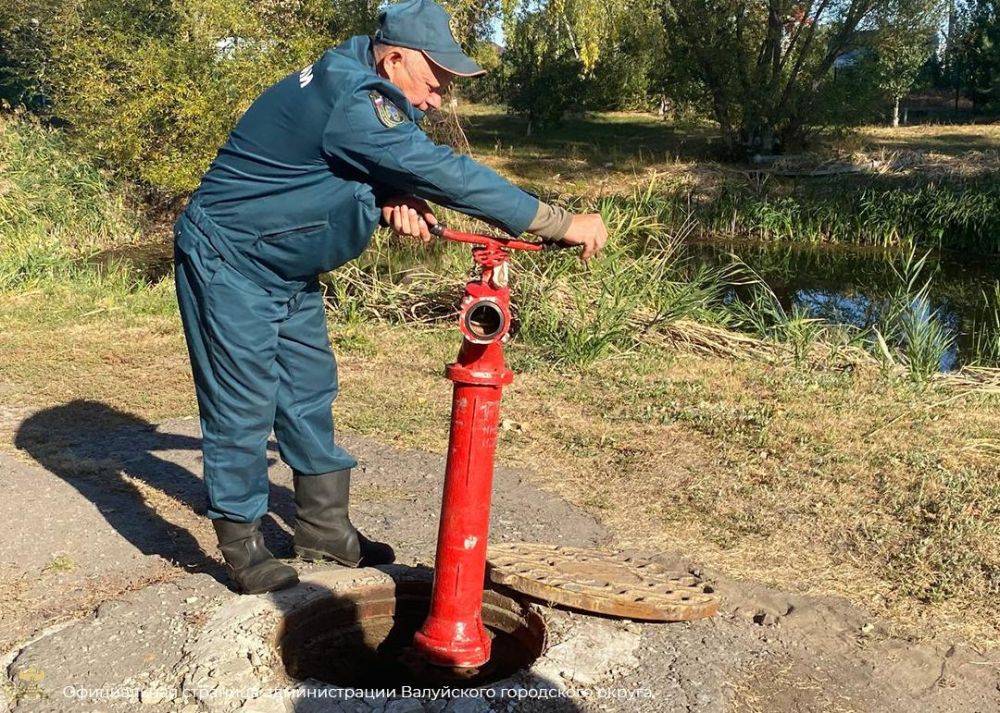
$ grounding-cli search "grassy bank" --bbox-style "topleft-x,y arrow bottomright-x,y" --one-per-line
462,106 -> 1000,253
5,279 -> 999,646
0,114 -> 146,287
1,112 -> 999,645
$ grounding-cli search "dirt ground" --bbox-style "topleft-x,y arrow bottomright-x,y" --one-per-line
0,407 -> 998,712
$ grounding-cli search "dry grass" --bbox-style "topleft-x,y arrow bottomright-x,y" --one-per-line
858,123 -> 1000,158
458,104 -> 716,198
0,310 -> 193,424
340,326 -> 1000,646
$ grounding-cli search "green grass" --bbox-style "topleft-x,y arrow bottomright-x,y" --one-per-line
42,554 -> 75,574
0,114 -> 174,320
461,105 -> 1000,254
3,111 -> 996,375
969,282 -> 1000,367
872,251 -> 955,382
0,114 -> 145,288
322,180 -> 998,374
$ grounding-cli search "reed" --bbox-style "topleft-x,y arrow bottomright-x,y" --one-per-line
969,282 -> 1000,368
667,175 -> 1000,253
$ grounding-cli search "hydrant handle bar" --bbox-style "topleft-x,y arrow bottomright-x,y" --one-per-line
429,223 -> 570,252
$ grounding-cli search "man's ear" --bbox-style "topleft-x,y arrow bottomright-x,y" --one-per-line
381,48 -> 406,76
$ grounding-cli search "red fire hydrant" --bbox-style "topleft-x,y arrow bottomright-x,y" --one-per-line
412,225 -> 554,669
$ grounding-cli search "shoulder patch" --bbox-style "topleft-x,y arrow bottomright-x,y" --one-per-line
369,90 -> 406,128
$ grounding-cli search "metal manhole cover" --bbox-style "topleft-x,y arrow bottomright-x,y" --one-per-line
486,543 -> 718,622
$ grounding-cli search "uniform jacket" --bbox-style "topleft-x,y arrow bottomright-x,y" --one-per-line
181,35 -> 539,288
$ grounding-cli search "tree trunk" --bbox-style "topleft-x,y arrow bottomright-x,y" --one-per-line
892,98 -> 900,128
739,121 -> 779,158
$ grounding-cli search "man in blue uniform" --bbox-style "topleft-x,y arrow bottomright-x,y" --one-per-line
174,0 -> 608,594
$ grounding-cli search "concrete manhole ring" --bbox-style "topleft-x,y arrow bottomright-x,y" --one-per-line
177,564 -> 646,712
487,543 -> 719,621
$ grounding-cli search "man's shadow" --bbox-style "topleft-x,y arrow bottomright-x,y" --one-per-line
14,400 -> 297,587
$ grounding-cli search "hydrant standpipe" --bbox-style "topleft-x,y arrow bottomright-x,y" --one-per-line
412,225 -> 562,669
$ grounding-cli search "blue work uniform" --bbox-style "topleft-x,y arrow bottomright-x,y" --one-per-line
174,35 -> 540,523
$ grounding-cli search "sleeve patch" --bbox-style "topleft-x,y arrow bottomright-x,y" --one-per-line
369,91 -> 406,128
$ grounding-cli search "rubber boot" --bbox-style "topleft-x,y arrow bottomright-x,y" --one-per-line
213,518 -> 299,594
293,469 -> 395,567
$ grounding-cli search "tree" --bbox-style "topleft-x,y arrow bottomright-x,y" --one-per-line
959,0 -> 1000,109
659,0 -> 945,155
582,8 -> 665,110
502,8 -> 585,129
873,0 -> 941,126
499,0 -> 659,125
443,0 -> 504,46
42,0 -> 346,195
0,0 -> 501,195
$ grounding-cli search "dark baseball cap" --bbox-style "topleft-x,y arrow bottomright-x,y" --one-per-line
374,0 -> 486,77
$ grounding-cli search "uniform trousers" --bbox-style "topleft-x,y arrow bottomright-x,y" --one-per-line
174,215 -> 356,523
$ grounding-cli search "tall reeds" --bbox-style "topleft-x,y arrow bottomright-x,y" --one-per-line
672,175 -> 1000,252
872,251 -> 955,382
969,282 -> 1000,368
0,114 -> 141,290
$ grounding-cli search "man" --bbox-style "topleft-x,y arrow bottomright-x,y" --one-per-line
174,0 -> 608,594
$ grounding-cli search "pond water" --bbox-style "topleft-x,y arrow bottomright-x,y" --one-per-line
682,239 -> 1000,371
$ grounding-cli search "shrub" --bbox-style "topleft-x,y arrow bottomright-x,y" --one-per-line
2,0 -> 377,197
501,10 -> 585,129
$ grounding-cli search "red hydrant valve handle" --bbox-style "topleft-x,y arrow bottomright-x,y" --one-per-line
429,223 -> 572,252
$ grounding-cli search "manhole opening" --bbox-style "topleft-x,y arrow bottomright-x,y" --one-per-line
276,580 -> 546,689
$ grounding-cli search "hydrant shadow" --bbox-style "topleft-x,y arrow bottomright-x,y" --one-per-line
13,400 -> 296,588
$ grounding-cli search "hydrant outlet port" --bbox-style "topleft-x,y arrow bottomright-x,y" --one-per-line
463,300 -> 506,343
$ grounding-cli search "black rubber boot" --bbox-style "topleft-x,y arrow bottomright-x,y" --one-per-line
293,469 -> 395,567
213,518 -> 299,594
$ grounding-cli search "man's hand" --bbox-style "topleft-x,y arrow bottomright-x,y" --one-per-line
560,213 -> 609,261
381,196 -> 437,244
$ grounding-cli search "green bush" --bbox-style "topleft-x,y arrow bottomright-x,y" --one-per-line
0,1 -> 59,111
461,41 -> 506,105
501,10 -> 585,129
579,12 -> 663,112
1,0 -> 377,197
